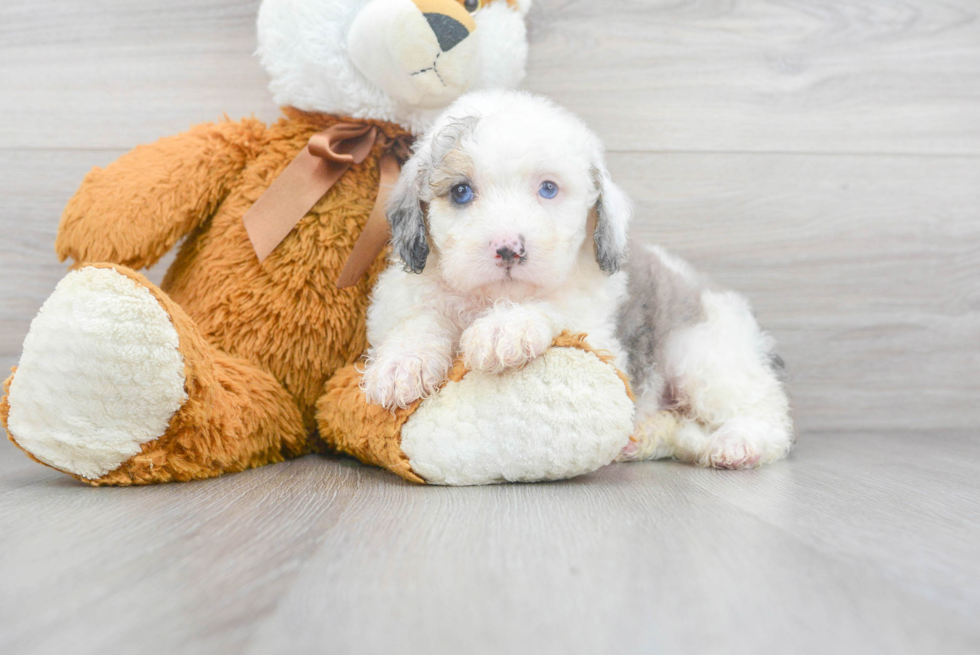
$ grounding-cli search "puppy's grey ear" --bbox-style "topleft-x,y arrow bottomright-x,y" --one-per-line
386,154 -> 429,274
591,165 -> 632,274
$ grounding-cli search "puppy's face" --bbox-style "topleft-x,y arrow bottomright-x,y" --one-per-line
388,91 -> 632,296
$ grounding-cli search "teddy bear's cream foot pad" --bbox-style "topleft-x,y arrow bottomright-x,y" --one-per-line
6,267 -> 187,480
400,346 -> 635,485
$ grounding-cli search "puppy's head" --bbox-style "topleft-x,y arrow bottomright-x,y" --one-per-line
387,90 -> 632,296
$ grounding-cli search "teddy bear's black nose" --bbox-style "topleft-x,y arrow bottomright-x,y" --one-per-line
424,13 -> 470,52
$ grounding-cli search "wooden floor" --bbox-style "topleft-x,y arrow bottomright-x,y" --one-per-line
1,1 -> 978,653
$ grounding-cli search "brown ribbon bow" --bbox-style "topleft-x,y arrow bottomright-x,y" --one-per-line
242,122 -> 410,288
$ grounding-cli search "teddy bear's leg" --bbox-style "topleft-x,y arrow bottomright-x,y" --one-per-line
318,335 -> 637,486
1,264 -> 306,485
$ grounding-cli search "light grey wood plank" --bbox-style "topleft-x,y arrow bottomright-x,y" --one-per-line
688,430 -> 980,617
526,0 -> 980,154
0,436 -> 372,654
0,150 -> 119,340
2,432 -> 978,655
0,149 -> 176,357
1,0 -> 978,154
246,432 -> 980,655
0,0 -> 280,151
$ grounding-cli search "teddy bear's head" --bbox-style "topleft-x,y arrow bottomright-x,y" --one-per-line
257,0 -> 531,133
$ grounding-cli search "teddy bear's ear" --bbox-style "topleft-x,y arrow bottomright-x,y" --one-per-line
387,155 -> 430,274
511,0 -> 533,17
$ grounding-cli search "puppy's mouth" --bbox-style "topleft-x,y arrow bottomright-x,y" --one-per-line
495,259 -> 532,285
496,257 -> 527,274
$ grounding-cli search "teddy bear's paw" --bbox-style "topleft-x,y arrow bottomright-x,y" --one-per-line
460,308 -> 552,373
401,346 -> 635,485
360,347 -> 451,410
5,266 -> 188,480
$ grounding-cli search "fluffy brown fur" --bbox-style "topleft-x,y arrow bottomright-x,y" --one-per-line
317,365 -> 426,484
4,110 -> 412,485
3,111 -> 636,487
316,332 -> 636,484
62,264 -> 307,486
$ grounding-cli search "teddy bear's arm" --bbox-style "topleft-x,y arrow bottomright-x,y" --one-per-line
55,118 -> 268,269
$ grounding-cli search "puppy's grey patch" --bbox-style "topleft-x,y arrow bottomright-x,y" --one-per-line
593,205 -> 622,273
430,154 -> 475,198
616,243 -> 705,392
591,166 -> 627,274
769,353 -> 789,383
387,168 -> 429,274
428,115 -> 480,197
386,116 -> 480,274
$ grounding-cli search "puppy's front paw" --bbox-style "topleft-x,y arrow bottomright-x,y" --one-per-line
361,350 -> 450,410
461,308 -> 553,373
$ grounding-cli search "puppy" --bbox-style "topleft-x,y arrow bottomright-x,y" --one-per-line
361,90 -> 794,469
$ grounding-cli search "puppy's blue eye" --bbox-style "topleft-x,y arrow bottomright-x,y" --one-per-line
539,181 -> 559,199
451,183 -> 474,205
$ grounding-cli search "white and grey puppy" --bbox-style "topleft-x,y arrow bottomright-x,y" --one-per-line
362,90 -> 794,469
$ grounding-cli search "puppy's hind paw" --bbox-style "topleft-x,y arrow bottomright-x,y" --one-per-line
699,432 -> 761,470
695,417 -> 790,470
616,411 -> 679,462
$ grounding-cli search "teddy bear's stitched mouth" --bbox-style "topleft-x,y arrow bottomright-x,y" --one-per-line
411,53 -> 447,87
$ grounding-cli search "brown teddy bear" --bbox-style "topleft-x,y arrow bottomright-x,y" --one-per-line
1,0 -> 637,486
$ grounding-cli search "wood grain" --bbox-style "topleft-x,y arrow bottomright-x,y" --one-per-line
1,432 -> 978,655
0,0 -> 978,652
2,0 -> 978,153
0,0 -> 279,151
526,0 -> 980,154
242,431 -> 980,655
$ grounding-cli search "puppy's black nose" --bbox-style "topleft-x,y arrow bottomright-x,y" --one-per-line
496,246 -> 525,263
424,13 -> 470,52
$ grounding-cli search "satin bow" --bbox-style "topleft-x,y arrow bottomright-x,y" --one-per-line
242,121 -> 410,288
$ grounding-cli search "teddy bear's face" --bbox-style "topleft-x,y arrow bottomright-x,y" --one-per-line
257,0 -> 531,134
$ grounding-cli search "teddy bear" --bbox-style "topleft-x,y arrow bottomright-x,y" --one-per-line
1,0 -> 637,486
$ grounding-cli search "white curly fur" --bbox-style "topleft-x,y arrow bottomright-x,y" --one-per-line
6,268 -> 188,479
362,90 -> 632,409
655,290 -> 793,468
401,346 -> 634,485
366,91 -> 794,471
